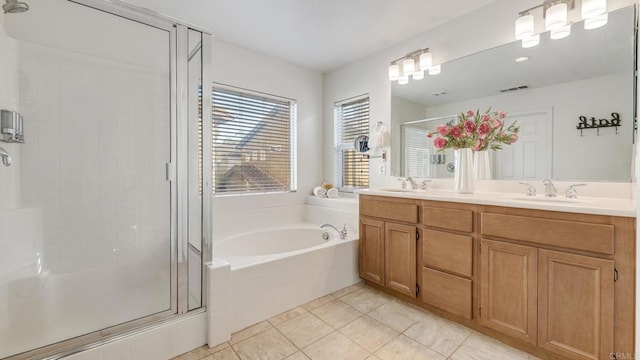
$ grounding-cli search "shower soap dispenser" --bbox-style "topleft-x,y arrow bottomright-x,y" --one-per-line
1,109 -> 24,143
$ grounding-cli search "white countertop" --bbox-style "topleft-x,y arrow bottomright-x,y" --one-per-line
358,188 -> 636,217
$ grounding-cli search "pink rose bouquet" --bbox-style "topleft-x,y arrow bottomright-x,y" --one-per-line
426,108 -> 519,151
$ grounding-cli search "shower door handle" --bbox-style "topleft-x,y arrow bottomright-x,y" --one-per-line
0,146 -> 12,166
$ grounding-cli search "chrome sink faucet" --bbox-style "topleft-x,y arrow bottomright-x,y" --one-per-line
542,179 -> 557,197
519,182 -> 536,196
320,223 -> 347,240
406,177 -> 418,189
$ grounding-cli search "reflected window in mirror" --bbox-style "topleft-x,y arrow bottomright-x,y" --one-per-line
335,95 -> 370,190
390,5 -> 636,182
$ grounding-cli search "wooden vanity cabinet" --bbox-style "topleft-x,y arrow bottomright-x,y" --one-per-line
359,195 -> 635,360
479,239 -> 538,344
420,202 -> 476,320
358,217 -> 385,286
479,207 -> 629,360
359,195 -> 419,298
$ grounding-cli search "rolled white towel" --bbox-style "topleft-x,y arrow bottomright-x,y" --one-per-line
326,188 -> 339,198
313,186 -> 327,198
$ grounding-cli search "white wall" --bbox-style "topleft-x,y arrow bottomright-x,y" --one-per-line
210,39 -> 324,237
323,0 -> 637,188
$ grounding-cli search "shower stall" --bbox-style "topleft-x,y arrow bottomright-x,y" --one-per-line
0,0 -> 212,358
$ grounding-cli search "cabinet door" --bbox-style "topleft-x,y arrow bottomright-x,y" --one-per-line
385,222 -> 417,298
538,249 -> 614,360
359,218 -> 385,286
480,239 -> 537,344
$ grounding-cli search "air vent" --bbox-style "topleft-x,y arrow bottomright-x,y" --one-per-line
431,90 -> 448,96
499,85 -> 529,93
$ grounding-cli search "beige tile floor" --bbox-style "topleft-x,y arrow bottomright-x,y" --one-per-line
173,283 -> 539,360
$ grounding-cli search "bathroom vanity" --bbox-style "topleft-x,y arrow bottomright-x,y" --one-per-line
358,190 -> 635,360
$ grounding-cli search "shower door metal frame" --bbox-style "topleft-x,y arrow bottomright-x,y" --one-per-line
4,1 -> 213,359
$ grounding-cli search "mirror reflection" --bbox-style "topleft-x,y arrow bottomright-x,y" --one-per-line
390,5 -> 635,182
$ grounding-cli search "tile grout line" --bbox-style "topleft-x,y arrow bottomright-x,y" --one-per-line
444,330 -> 474,360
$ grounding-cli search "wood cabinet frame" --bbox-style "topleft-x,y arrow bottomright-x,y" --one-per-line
358,195 -> 635,360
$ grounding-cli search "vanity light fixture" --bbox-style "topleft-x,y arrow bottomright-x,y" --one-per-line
584,13 -> 608,29
388,48 -> 436,83
514,0 -> 607,48
545,2 -> 568,31
550,24 -> 571,39
388,63 -> 400,81
428,64 -> 441,75
521,34 -> 540,48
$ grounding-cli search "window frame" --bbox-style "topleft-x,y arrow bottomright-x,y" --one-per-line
211,83 -> 297,196
334,95 -> 370,192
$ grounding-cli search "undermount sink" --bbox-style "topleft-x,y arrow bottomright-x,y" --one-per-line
510,196 -> 590,204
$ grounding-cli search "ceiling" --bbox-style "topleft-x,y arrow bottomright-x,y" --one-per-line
121,0 -> 497,72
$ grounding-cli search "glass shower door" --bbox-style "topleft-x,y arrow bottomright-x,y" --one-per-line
0,1 -> 175,358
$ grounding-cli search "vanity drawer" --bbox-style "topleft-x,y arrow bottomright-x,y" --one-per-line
423,229 -> 473,277
421,267 -> 472,320
361,198 -> 418,223
481,213 -> 614,255
423,206 -> 473,233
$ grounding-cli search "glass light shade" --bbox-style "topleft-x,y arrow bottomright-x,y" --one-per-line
428,64 -> 441,75
402,57 -> 415,76
584,13 -> 608,29
550,24 -> 571,39
398,75 -> 409,85
515,14 -> 534,40
521,34 -> 540,48
582,0 -> 606,19
388,63 -> 400,81
419,52 -> 432,70
545,3 -> 567,31
412,70 -> 424,80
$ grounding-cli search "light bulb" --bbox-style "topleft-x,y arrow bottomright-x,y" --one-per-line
521,34 -> 540,48
413,70 -> 424,80
419,52 -> 432,70
582,0 -> 606,19
546,3 -> 567,31
515,14 -> 534,40
402,57 -> 415,76
428,64 -> 441,75
388,63 -> 400,81
398,75 -> 409,85
584,13 -> 608,29
550,24 -> 571,39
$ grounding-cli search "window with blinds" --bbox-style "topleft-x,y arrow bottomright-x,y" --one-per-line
334,96 -> 370,190
212,85 -> 297,195
402,125 -> 431,178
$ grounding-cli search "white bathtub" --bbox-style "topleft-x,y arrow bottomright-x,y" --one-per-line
209,222 -> 360,339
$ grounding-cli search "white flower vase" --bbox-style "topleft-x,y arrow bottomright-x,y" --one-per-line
454,148 -> 474,194
473,150 -> 492,180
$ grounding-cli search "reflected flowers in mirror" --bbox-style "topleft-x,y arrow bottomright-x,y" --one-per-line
427,108 -> 520,151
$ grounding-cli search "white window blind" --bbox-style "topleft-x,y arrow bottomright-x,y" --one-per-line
402,125 -> 431,178
212,85 -> 297,195
335,96 -> 370,190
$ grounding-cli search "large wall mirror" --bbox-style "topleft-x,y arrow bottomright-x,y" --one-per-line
390,5 -> 636,182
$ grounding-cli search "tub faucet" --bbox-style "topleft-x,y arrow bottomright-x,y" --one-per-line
542,179 -> 557,197
320,223 -> 347,240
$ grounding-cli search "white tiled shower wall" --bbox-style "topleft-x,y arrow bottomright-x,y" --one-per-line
15,41 -> 171,274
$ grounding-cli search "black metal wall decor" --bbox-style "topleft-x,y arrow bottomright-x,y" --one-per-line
576,112 -> 621,136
